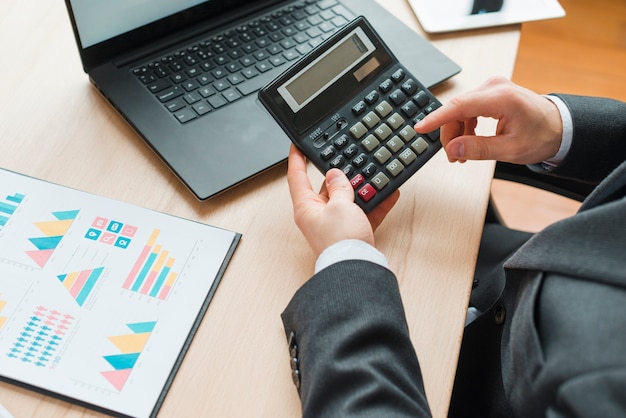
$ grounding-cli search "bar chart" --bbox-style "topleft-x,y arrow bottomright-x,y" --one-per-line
0,192 -> 24,230
122,229 -> 178,300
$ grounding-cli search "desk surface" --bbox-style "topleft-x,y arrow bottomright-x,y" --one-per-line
0,1 -> 519,417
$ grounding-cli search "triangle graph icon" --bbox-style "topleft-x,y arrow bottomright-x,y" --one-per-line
101,368 -> 133,392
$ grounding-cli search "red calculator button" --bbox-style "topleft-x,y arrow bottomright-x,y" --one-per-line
357,183 -> 377,202
350,174 -> 365,189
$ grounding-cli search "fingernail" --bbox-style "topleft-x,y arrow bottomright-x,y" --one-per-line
450,142 -> 464,158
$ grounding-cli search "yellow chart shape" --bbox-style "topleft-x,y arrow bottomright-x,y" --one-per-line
34,219 -> 74,236
107,332 -> 151,354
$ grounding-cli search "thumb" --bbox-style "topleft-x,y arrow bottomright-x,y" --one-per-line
446,136 -> 500,161
325,169 -> 355,203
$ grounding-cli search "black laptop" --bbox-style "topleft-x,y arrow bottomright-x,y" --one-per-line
64,0 -> 460,200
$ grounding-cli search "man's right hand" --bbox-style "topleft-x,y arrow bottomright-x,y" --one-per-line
415,76 -> 564,165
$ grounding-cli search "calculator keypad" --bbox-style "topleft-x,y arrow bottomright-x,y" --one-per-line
318,66 -> 441,211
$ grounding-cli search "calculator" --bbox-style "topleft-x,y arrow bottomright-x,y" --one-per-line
258,16 -> 442,213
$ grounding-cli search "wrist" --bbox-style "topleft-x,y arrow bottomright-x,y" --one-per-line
315,239 -> 388,273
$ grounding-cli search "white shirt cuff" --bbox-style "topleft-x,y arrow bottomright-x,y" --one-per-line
542,95 -> 573,169
315,239 -> 389,273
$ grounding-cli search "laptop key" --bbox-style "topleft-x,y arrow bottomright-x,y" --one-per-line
174,108 -> 197,123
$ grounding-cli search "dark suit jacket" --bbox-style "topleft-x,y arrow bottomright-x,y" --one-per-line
282,95 -> 626,417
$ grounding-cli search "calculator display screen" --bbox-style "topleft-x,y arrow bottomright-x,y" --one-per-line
278,27 -> 376,113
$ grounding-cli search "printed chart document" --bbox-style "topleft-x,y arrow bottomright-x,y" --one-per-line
0,168 -> 241,417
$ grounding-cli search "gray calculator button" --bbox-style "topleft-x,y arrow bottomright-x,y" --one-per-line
361,134 -> 380,152
386,135 -> 404,153
349,122 -> 368,139
387,112 -> 405,130
374,123 -> 392,141
399,148 -> 417,166
375,100 -> 393,118
371,172 -> 390,190
374,147 -> 392,164
411,137 -> 429,155
386,159 -> 405,177
399,125 -> 417,142
362,111 -> 380,129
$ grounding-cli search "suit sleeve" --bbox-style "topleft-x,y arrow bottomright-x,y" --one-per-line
532,94 -> 626,183
281,260 -> 431,418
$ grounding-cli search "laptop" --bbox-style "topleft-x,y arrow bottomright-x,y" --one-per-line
65,0 -> 461,200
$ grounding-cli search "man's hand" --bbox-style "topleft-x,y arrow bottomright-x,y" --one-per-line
415,76 -> 564,165
287,145 -> 400,258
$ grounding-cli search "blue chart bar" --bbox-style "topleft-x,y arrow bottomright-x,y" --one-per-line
0,193 -> 25,227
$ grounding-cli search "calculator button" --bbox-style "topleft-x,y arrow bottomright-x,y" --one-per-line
343,164 -> 356,178
387,113 -> 405,130
399,148 -> 417,166
428,129 -> 441,142
361,134 -> 380,152
386,135 -> 404,153
411,137 -> 429,155
391,68 -> 405,83
349,122 -> 368,139
374,147 -> 392,164
375,101 -> 393,118
401,79 -> 418,95
364,90 -> 379,105
334,134 -> 349,149
413,112 -> 426,124
352,100 -> 367,115
362,162 -> 377,177
401,101 -> 419,118
386,159 -> 405,177
362,111 -> 380,129
353,153 -> 367,167
374,123 -> 392,141
343,143 -> 359,158
350,174 -> 365,189
399,125 -> 417,142
379,79 -> 393,92
389,89 -> 406,106
321,146 -> 336,160
413,91 -> 430,107
357,183 -> 377,202
425,102 -> 440,113
371,172 -> 390,190
330,155 -> 346,168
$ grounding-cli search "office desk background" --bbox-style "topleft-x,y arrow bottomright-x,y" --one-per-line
0,1 -> 520,417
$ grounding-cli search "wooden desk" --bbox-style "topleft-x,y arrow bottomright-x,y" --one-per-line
0,1 -> 519,416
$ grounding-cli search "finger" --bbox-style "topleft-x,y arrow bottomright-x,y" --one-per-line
414,89 -> 506,134
368,190 -> 400,231
325,168 -> 355,203
287,145 -> 315,204
445,134 -> 518,162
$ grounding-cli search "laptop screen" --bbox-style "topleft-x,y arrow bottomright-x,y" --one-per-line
70,0 -> 210,48
66,0 -> 277,71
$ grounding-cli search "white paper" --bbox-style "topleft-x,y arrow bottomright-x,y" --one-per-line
408,0 -> 565,33
0,169 -> 239,417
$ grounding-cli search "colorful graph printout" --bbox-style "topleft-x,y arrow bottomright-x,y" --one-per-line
122,230 -> 178,300
26,210 -> 79,268
0,192 -> 24,230
101,321 -> 156,391
5,306 -> 75,368
57,267 -> 104,307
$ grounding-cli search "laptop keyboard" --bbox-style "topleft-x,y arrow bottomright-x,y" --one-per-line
132,0 -> 354,124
